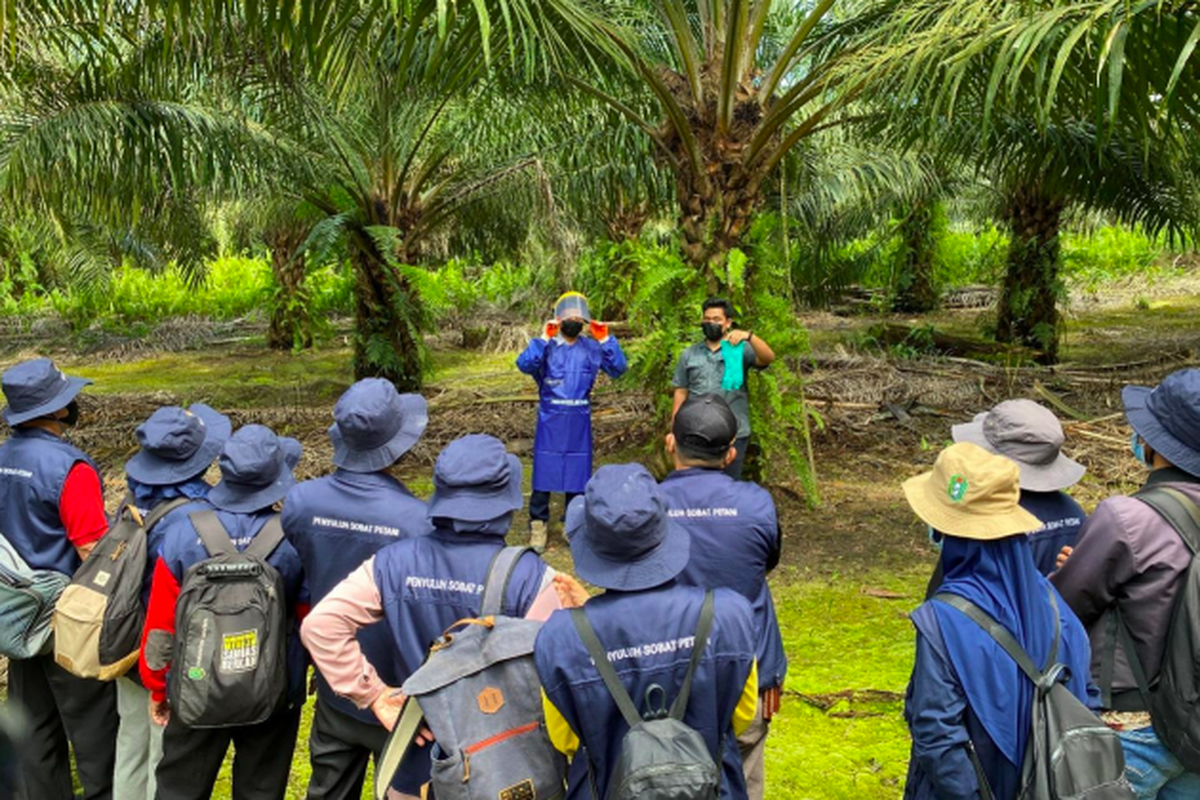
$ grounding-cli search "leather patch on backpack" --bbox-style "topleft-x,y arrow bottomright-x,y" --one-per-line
498,778 -> 535,800
477,686 -> 505,714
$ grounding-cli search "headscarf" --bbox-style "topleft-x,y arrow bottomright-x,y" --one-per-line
931,533 -> 1060,766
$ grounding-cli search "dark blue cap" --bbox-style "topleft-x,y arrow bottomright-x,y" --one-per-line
329,379 -> 428,473
566,463 -> 689,591
427,434 -> 523,524
1,358 -> 91,426
1124,368 -> 1200,478
124,404 -> 232,486
208,424 -> 302,513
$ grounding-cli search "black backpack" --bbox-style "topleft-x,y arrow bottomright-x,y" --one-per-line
935,588 -> 1134,800
169,510 -> 289,728
1104,485 -> 1200,772
570,591 -> 720,800
54,496 -> 189,680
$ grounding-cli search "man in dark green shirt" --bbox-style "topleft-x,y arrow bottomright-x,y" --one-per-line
671,297 -> 775,480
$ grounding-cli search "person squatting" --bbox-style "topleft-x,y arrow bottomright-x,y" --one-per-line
0,291 -> 1192,800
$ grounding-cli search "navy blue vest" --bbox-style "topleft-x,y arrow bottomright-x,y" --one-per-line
534,585 -> 757,800
283,469 -> 432,724
0,427 -> 100,575
158,499 -> 309,709
373,527 -> 548,793
660,468 -> 788,691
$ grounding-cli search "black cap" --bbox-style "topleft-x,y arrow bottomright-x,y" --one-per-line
673,395 -> 737,459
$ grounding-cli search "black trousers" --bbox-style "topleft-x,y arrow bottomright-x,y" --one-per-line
305,699 -> 387,800
155,704 -> 302,800
529,490 -> 581,523
8,651 -> 117,800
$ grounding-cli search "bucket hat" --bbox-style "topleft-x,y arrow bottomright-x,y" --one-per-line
902,442 -> 1041,540
426,434 -> 523,523
951,399 -> 1085,492
1123,368 -> 1200,478
208,424 -> 302,513
329,379 -> 428,473
124,404 -> 232,486
1,358 -> 91,426
554,291 -> 591,321
566,463 -> 690,591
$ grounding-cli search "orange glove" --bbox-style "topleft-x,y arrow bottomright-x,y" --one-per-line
590,320 -> 609,341
544,320 -> 560,340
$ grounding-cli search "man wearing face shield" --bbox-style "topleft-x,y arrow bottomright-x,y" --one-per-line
516,292 -> 627,553
671,297 -> 775,480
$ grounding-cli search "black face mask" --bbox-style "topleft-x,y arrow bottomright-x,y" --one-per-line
60,400 -> 80,427
561,319 -> 585,338
701,322 -> 725,342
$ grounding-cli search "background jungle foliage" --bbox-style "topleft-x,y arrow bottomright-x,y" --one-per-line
1,0 -> 1200,496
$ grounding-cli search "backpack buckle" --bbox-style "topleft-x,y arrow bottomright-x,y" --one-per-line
643,684 -> 669,721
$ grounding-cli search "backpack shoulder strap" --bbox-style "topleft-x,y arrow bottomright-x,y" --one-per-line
244,515 -> 285,561
933,592 -> 1047,685
570,607 -> 645,729
374,697 -> 425,800
670,590 -> 716,720
144,497 -> 191,531
190,510 -> 235,558
480,545 -> 532,617
1136,486 -> 1200,555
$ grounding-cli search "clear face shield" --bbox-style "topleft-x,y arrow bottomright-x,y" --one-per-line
554,292 -> 591,322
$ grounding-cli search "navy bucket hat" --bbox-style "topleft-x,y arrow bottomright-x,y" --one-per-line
124,404 -> 232,486
1124,369 -> 1200,478
427,434 -> 523,523
208,424 -> 302,513
1,358 -> 91,426
329,379 -> 428,473
566,463 -> 690,592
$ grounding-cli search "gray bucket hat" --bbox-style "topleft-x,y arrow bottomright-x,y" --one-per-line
951,399 -> 1085,492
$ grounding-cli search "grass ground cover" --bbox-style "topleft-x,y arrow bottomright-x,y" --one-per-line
5,280 -> 1198,799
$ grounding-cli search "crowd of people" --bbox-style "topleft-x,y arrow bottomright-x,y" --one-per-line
0,290 -> 1196,800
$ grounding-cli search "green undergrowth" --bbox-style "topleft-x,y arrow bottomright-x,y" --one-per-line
63,347 -> 356,408
203,566 -> 928,799
765,566 -> 925,799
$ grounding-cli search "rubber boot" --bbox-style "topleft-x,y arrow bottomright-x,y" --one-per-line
529,520 -> 548,554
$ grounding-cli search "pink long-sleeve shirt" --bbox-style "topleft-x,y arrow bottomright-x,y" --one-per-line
301,556 -> 562,709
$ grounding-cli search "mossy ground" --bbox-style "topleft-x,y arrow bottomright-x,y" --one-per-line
7,286 -> 1196,799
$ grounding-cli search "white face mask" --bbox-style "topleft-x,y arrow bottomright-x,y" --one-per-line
928,526 -> 944,552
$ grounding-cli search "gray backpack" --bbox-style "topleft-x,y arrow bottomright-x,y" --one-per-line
1104,486 -> 1200,773
54,496 -> 189,680
0,533 -> 70,659
169,510 -> 288,728
375,546 -> 566,800
571,590 -> 720,800
936,589 -> 1134,800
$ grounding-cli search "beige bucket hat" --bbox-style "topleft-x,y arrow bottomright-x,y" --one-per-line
903,442 -> 1041,540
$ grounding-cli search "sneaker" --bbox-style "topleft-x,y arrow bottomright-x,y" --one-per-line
529,520 -> 548,554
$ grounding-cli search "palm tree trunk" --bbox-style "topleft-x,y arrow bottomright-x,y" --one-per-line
996,186 -> 1065,362
892,201 -> 940,313
349,239 -> 424,389
677,179 -> 762,287
267,244 -> 313,350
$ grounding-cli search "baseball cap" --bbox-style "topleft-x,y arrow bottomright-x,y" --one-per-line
673,394 -> 738,459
